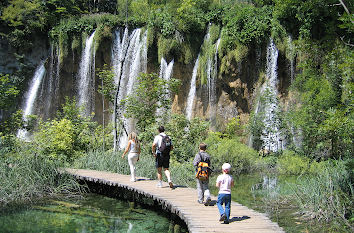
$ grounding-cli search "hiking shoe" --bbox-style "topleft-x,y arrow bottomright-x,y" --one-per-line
168,181 -> 174,188
219,214 -> 226,221
204,198 -> 211,206
157,181 -> 162,188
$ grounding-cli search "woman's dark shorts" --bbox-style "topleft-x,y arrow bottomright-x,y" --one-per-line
155,152 -> 170,168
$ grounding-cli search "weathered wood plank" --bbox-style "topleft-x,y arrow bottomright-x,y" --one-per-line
64,168 -> 284,233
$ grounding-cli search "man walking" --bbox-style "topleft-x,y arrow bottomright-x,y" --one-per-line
152,126 -> 174,188
193,143 -> 211,205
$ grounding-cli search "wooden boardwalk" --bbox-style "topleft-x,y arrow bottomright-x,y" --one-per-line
65,168 -> 284,233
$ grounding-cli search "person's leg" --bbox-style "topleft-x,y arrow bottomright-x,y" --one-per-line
157,167 -> 162,181
224,194 -> 231,223
162,156 -> 173,188
217,194 -> 225,218
203,180 -> 211,205
164,168 -> 171,182
196,179 -> 204,203
128,153 -> 138,181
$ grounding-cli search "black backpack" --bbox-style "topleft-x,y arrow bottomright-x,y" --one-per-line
159,135 -> 172,155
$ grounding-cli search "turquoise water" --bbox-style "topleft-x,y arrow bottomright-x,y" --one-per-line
0,194 -> 175,233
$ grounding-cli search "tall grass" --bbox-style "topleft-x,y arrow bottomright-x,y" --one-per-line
0,154 -> 83,207
288,160 -> 353,231
73,147 -> 197,187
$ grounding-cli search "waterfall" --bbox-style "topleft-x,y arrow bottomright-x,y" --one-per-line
156,57 -> 174,119
207,37 -> 221,128
111,28 -> 147,149
77,31 -> 96,116
17,62 -> 46,139
41,44 -> 60,119
259,39 -> 284,152
287,35 -> 295,83
159,57 -> 174,82
186,55 -> 200,120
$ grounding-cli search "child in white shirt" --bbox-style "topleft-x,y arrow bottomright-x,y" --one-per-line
216,163 -> 234,224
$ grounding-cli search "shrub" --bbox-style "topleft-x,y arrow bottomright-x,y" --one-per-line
277,150 -> 310,175
205,133 -> 259,174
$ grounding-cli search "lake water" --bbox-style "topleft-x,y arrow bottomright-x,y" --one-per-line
0,193 -> 180,233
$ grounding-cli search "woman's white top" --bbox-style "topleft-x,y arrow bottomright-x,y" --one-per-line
129,140 -> 139,153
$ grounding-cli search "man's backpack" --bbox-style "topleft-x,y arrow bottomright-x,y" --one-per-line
196,153 -> 210,181
159,135 -> 171,155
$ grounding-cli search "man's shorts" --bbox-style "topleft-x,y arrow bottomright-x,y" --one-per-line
155,152 -> 170,168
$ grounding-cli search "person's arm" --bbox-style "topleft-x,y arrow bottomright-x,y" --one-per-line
152,142 -> 157,157
230,178 -> 234,187
216,181 -> 220,188
193,153 -> 200,167
122,141 -> 131,158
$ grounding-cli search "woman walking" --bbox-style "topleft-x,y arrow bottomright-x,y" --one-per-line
122,132 -> 141,182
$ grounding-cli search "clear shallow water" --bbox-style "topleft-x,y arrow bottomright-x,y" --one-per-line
0,193 -> 174,233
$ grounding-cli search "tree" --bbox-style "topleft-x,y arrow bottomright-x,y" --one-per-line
121,72 -> 180,132
0,74 -> 19,110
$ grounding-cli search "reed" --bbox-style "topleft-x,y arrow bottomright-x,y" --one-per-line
0,153 -> 82,207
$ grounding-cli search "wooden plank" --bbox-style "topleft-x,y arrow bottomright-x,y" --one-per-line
65,168 -> 284,233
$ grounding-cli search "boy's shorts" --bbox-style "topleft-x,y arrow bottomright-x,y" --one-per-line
155,152 -> 170,168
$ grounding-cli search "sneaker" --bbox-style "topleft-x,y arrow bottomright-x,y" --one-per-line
157,181 -> 162,188
168,181 -> 174,188
130,178 -> 136,182
204,198 -> 211,206
219,214 -> 226,221
197,200 -> 203,204
223,220 -> 229,224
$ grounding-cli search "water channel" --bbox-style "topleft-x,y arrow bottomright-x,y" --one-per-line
0,193 -> 186,233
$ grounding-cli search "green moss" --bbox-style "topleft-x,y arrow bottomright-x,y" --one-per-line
71,36 -> 81,53
157,35 -> 179,62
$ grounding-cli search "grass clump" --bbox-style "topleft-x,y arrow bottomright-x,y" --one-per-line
0,154 -> 83,208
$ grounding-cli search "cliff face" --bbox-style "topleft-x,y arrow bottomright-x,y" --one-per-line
1,29 -> 292,131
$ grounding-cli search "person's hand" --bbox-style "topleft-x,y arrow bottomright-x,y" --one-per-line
152,153 -> 157,158
121,154 -> 125,159
137,157 -> 140,162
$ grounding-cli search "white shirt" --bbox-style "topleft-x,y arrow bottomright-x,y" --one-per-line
216,174 -> 233,194
153,133 -> 172,153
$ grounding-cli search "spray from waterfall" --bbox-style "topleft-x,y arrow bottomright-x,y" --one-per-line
17,62 -> 46,139
186,55 -> 200,120
77,31 -> 96,116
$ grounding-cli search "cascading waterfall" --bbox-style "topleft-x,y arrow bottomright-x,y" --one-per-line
259,39 -> 284,152
40,44 -> 61,119
159,57 -> 174,82
186,55 -> 200,120
111,28 -> 147,149
156,57 -> 174,118
287,35 -> 295,83
17,62 -> 46,139
206,37 -> 221,127
77,31 -> 96,116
